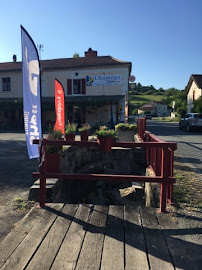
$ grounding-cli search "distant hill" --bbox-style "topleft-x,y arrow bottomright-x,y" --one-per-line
129,83 -> 185,115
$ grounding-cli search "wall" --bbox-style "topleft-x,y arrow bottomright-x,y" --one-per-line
60,146 -> 146,203
0,66 -> 129,99
156,104 -> 169,117
0,71 -> 22,98
187,81 -> 202,113
42,66 -> 129,97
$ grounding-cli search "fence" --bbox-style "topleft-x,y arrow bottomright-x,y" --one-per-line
33,118 -> 177,213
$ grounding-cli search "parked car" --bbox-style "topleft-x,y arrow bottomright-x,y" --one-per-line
179,113 -> 202,132
145,113 -> 152,119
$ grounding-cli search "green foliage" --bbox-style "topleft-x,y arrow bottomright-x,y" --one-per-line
65,121 -> 77,134
193,97 -> 202,112
115,123 -> 137,131
46,129 -> 63,154
173,188 -> 188,203
78,123 -> 91,132
15,197 -> 35,211
129,83 -> 186,116
95,126 -> 117,138
48,129 -> 63,139
73,53 -> 80,58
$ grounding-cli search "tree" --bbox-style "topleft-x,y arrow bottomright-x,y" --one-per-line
193,97 -> 202,112
73,53 -> 80,58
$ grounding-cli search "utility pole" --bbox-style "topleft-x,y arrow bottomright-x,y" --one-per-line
37,44 -> 44,60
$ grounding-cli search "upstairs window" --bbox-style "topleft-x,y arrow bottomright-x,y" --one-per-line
67,79 -> 86,95
2,77 -> 11,91
73,79 -> 82,94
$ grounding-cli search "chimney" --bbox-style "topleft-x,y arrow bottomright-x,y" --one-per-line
85,48 -> 97,58
13,55 -> 17,62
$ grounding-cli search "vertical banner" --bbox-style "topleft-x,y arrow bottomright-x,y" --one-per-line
54,79 -> 65,134
21,25 -> 42,159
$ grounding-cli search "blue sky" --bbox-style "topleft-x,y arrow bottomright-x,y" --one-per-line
0,0 -> 201,90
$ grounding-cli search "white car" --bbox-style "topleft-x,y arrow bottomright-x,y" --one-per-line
179,113 -> 202,132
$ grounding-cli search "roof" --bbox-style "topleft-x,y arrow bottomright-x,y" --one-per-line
0,56 -> 132,73
185,74 -> 202,94
138,102 -> 157,112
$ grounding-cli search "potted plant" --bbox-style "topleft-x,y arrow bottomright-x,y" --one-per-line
45,129 -> 63,173
95,126 -> 117,152
78,123 -> 91,141
65,121 -> 77,141
115,123 -> 137,142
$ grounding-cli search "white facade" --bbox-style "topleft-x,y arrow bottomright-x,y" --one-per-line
187,80 -> 202,113
0,52 -> 131,128
42,66 -> 128,97
156,103 -> 170,117
0,71 -> 22,98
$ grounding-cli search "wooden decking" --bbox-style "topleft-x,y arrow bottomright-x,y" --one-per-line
0,204 -> 199,270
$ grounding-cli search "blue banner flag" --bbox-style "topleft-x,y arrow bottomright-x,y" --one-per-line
21,26 -> 42,159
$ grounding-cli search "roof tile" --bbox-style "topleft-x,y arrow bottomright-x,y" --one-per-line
0,56 -> 131,72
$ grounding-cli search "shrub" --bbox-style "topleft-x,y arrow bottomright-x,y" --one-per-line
115,123 -> 137,131
65,121 -> 77,134
95,126 -> 117,138
78,123 -> 91,132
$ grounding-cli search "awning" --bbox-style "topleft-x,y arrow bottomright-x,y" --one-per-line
42,95 -> 125,103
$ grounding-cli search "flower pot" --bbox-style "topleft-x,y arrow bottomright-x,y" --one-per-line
80,131 -> 89,141
117,130 -> 135,142
65,133 -> 75,141
45,153 -> 60,173
97,136 -> 113,152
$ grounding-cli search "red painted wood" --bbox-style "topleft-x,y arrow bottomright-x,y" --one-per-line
33,127 -> 177,212
82,78 -> 86,94
39,140 -> 46,208
67,79 -> 72,95
32,172 -> 175,183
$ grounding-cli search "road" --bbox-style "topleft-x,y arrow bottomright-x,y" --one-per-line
146,120 -> 202,174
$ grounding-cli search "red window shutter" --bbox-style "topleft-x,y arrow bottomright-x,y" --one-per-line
82,79 -> 86,94
67,79 -> 72,95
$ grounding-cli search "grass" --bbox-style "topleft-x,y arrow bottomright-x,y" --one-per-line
129,95 -> 163,105
14,197 -> 35,211
173,162 -> 202,208
152,117 -> 180,122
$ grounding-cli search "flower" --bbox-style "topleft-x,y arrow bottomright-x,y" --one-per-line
65,121 -> 77,134
78,123 -> 91,133
115,123 -> 137,131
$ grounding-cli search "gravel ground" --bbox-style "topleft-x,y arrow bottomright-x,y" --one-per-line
166,155 -> 202,266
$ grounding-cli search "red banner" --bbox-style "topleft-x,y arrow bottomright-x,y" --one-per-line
54,79 -> 65,134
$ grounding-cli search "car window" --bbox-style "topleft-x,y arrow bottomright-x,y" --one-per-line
185,114 -> 189,118
194,114 -> 202,119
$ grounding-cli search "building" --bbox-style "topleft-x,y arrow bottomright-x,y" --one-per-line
0,49 -> 131,129
138,101 -> 170,117
185,74 -> 202,113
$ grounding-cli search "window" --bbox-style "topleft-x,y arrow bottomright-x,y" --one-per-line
193,90 -> 195,101
2,77 -> 11,91
67,79 -> 86,95
73,79 -> 82,94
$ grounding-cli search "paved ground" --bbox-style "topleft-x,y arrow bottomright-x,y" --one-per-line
147,120 -> 202,263
0,132 -> 38,242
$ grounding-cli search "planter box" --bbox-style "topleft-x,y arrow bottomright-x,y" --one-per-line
45,153 -> 60,173
80,131 -> 89,141
65,134 -> 75,141
117,130 -> 135,142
